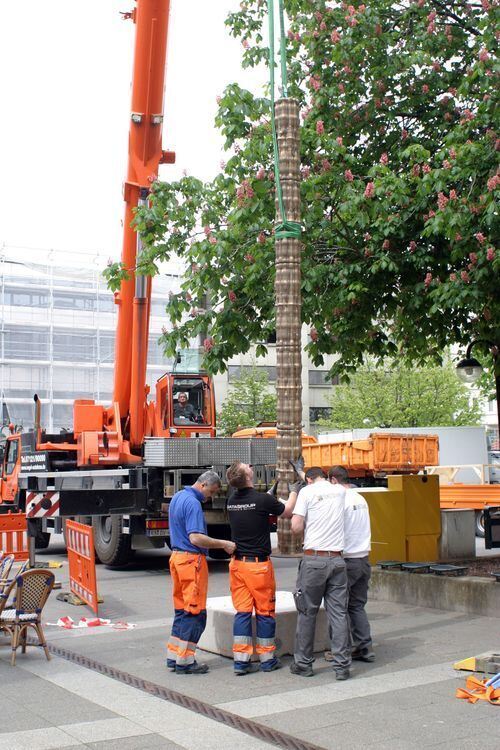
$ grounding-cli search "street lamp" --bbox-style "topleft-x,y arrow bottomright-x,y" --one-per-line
456,340 -> 500,444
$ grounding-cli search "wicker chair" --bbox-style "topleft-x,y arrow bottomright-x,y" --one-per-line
0,554 -> 14,589
0,569 -> 55,665
0,558 -> 30,596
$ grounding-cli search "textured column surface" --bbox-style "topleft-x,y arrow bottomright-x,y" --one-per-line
274,98 -> 303,555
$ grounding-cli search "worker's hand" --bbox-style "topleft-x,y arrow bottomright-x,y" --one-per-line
289,456 -> 305,478
289,480 -> 306,494
222,540 -> 236,555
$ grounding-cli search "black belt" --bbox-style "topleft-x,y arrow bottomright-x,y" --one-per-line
234,553 -> 270,562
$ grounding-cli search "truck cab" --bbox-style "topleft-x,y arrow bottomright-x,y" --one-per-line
155,372 -> 216,438
0,431 -> 21,506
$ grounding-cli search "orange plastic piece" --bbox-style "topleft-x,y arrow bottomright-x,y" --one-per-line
0,512 -> 29,562
66,519 -> 99,615
456,675 -> 500,705
440,483 -> 500,511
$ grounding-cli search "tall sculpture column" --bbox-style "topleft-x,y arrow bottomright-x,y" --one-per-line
274,98 -> 302,555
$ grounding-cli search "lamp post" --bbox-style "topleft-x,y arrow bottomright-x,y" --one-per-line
456,340 -> 500,445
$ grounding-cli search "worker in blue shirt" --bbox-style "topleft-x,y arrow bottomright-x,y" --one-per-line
167,470 -> 236,674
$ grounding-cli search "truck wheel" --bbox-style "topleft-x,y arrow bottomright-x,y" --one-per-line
475,510 -> 485,538
35,530 -> 51,550
92,515 -> 132,567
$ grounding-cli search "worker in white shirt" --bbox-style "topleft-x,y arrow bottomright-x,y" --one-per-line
327,465 -> 374,663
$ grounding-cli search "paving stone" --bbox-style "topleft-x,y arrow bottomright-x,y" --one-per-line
59,717 -> 152,743
85,735 -> 184,750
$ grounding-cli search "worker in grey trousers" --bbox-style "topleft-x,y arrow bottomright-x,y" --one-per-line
327,465 -> 374,663
289,466 -> 351,680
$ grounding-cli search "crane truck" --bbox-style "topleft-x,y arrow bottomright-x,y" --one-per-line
0,1 -> 440,567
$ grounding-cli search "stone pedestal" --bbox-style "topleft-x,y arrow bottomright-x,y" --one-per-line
439,509 -> 476,560
198,590 -> 329,659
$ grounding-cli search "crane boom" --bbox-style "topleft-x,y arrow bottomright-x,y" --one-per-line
113,0 -> 174,450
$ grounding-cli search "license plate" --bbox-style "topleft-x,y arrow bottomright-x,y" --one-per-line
146,529 -> 169,537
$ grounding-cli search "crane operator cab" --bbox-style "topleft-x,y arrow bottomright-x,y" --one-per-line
155,373 -> 216,438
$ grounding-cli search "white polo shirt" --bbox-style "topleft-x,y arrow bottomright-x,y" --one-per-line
294,479 -> 345,551
343,488 -> 371,558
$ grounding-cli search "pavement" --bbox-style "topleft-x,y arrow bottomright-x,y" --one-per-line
1,535 -> 499,750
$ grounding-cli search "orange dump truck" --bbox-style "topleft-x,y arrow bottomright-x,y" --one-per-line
233,427 -> 439,480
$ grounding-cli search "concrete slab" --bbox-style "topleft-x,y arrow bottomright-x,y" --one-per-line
439,509 -> 476,560
198,590 -> 329,658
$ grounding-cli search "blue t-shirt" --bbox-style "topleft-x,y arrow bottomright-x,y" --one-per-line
168,486 -> 208,554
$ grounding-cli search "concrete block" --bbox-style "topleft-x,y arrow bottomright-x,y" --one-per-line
438,509 -> 475,560
198,590 -> 329,658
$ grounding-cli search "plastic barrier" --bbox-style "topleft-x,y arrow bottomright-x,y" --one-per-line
0,512 -> 29,561
66,519 -> 99,615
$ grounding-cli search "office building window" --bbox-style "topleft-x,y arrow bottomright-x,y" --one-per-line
309,407 -> 332,424
308,370 -> 339,386
228,365 -> 277,382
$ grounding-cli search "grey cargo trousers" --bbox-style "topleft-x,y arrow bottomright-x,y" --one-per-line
294,555 -> 351,671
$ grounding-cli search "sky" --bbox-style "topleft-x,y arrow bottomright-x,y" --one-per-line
0,1 -> 265,266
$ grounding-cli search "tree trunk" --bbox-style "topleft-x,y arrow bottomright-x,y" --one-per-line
274,98 -> 303,555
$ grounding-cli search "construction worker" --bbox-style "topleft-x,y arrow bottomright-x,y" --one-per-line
226,461 -> 299,675
290,466 -> 351,680
167,470 -> 236,674
174,392 -> 197,422
327,465 -> 374,663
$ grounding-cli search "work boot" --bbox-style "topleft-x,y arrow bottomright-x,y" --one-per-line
261,658 -> 282,673
234,663 -> 259,676
352,647 -> 375,663
324,650 -> 334,662
166,659 -> 176,671
289,661 -> 314,677
175,661 -> 209,675
289,456 -> 305,478
334,668 -> 350,681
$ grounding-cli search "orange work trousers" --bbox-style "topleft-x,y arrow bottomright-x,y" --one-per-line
167,552 -> 208,669
229,557 -> 278,671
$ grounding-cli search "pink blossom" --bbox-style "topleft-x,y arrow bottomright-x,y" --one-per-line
364,248 -> 372,258
242,39 -> 249,49
244,253 -> 254,263
336,136 -> 343,146
228,290 -> 237,302
203,337 -> 214,352
364,233 -> 372,241
209,236 -> 217,245
343,64 -> 352,74
380,152 -> 388,165
301,166 -> 311,179
204,225 -> 212,237
382,239 -> 390,250
294,32 -> 301,42
422,163 -> 431,174
449,273 -> 457,282
449,189 -> 457,200
338,82 -> 345,93
309,327 -> 319,342
428,210 -> 436,218
443,160 -> 452,170
321,159 -> 331,173
409,241 -> 417,253
216,95 -> 222,104
401,129 -> 409,140
449,147 -> 457,159
185,292 -> 192,302
348,17 -> 358,27
475,232 -> 486,244
316,120 -> 325,135
344,169 -> 354,182
461,270 -> 470,283
424,273 -> 433,288
427,11 -> 437,21
487,175 -> 499,191
487,247 -> 495,261
257,232 -> 266,244
455,233 -> 462,241
256,167 -> 266,180
427,22 -> 435,34
412,164 -> 421,177
469,252 -> 478,265
220,160 -> 226,170
287,30 -> 294,40
315,11 -> 323,21
331,29 -> 341,43
309,75 -> 321,91
422,84 -> 430,94
478,48 -> 490,62
364,182 -> 375,198
482,0 -> 490,9
432,61 -> 441,72
320,21 -> 326,31
437,192 -> 449,210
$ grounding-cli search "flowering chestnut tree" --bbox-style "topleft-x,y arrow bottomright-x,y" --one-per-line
106,0 -> 499,378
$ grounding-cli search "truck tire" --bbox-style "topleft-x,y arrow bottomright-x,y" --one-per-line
34,529 -> 51,550
92,515 -> 132,567
475,510 -> 485,538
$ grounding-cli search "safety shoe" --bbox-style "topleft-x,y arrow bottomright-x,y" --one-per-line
289,661 -> 314,677
334,669 -> 350,681
234,663 -> 259,676
352,647 -> 375,662
261,658 -> 282,673
175,661 -> 209,675
324,650 -> 334,662
166,659 -> 176,671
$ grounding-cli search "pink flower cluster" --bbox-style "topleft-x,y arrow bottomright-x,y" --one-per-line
478,48 -> 490,62
364,182 -> 375,198
437,192 -> 449,210
409,241 -> 417,253
380,152 -> 388,165
316,120 -> 325,135
228,290 -> 237,302
257,232 -> 266,244
475,232 -> 486,244
487,175 -> 500,191
203,337 -> 214,352
256,167 -> 266,180
309,75 -> 321,91
309,327 -> 319,342
331,29 -> 341,43
336,136 -> 343,146
487,247 -> 495,261
236,179 -> 255,206
424,273 -> 433,288
344,169 -> 354,182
